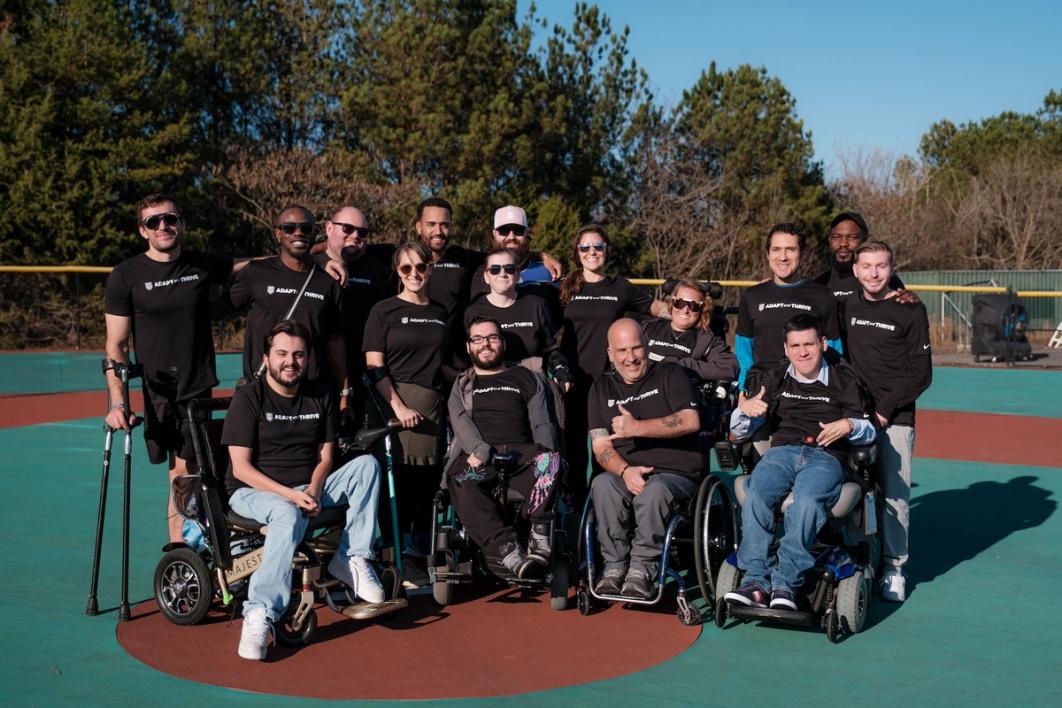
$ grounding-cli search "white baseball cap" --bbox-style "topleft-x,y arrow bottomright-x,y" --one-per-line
493,205 -> 528,229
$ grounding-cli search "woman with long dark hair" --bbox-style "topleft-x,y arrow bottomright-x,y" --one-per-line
559,225 -> 667,500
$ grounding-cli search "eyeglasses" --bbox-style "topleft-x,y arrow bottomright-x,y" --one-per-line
468,334 -> 502,345
141,212 -> 180,230
578,242 -> 607,253
496,225 -> 526,237
487,264 -> 518,275
332,221 -> 370,238
671,298 -> 704,313
277,222 -> 315,235
398,262 -> 429,276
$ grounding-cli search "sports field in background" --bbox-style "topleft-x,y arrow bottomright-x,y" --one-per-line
1,355 -> 1059,706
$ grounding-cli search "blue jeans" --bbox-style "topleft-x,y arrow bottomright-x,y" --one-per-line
737,445 -> 842,592
229,455 -> 381,621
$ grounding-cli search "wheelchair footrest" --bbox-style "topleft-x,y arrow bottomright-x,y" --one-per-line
727,604 -> 815,626
339,599 -> 407,620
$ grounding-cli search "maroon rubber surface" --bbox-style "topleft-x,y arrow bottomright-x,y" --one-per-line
117,591 -> 700,700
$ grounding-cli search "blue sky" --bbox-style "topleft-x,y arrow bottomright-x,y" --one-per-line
522,0 -> 1062,178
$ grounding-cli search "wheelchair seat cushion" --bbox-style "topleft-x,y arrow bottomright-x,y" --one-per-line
734,475 -> 862,519
225,505 -> 347,535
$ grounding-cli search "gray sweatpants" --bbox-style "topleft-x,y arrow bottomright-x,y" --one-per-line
589,471 -> 697,577
878,424 -> 915,572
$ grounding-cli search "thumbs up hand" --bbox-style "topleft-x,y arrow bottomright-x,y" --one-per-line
739,385 -> 768,418
610,403 -> 641,439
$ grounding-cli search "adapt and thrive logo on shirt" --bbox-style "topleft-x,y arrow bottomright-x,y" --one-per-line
759,302 -> 812,312
607,388 -> 660,408
850,316 -> 896,332
401,316 -> 446,326
144,274 -> 200,291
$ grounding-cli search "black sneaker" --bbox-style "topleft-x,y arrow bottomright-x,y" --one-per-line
724,582 -> 768,607
527,523 -> 551,565
769,587 -> 797,610
594,567 -> 625,595
620,567 -> 654,600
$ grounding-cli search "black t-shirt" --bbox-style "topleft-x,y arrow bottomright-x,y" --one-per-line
229,257 -> 344,384
762,362 -> 868,453
222,379 -> 337,494
424,244 -> 483,317
362,296 -> 450,389
587,362 -> 703,481
815,266 -> 905,302
105,251 -> 233,401
643,318 -> 699,363
843,293 -> 932,426
737,279 -> 840,374
562,276 -> 654,380
313,250 -> 395,372
469,366 -> 539,447
464,293 -> 556,362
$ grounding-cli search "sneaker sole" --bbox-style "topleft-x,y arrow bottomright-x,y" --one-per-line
724,591 -> 766,608
769,599 -> 798,610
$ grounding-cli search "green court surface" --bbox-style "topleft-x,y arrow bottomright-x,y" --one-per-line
1,367 -> 1060,706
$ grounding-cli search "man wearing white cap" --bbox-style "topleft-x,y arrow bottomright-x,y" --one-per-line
470,205 -> 560,303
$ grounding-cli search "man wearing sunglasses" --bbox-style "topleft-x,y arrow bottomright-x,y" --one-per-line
230,205 -> 347,394
314,206 -> 395,419
470,205 -> 564,303
105,193 -> 238,546
446,317 -> 562,579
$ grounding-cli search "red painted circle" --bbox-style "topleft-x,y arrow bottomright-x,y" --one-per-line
117,589 -> 700,700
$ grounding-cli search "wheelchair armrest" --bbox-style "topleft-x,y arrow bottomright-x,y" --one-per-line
186,396 -> 232,423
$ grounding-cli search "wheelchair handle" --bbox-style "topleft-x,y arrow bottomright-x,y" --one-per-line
349,419 -> 402,450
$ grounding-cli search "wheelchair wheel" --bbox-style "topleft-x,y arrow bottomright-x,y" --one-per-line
154,547 -> 213,626
433,580 -> 455,606
836,570 -> 870,636
693,475 -> 737,605
825,608 -> 839,643
713,562 -> 740,629
275,604 -> 317,646
576,587 -> 593,616
550,557 -> 570,611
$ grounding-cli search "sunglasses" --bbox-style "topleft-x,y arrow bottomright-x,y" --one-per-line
332,221 -> 370,238
398,262 -> 429,276
496,225 -> 527,237
578,242 -> 607,253
141,212 -> 180,230
277,222 -> 315,235
671,298 -> 704,313
468,334 -> 502,345
487,263 -> 517,275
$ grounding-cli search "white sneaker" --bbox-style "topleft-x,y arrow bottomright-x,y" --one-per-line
880,570 -> 906,602
328,553 -> 385,603
238,608 -> 272,660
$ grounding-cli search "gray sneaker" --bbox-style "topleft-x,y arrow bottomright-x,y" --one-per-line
595,566 -> 626,595
620,566 -> 654,600
527,523 -> 552,564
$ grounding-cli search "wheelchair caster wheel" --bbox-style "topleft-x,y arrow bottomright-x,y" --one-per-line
432,579 -> 455,606
714,598 -> 728,629
824,608 -> 839,644
549,559 -> 570,611
276,605 -> 317,647
577,589 -> 592,616
676,596 -> 700,626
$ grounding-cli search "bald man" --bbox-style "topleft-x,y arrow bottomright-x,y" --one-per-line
586,319 -> 704,600
314,206 -> 395,418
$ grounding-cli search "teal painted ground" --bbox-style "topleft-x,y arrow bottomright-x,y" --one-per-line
2,411 -> 1060,706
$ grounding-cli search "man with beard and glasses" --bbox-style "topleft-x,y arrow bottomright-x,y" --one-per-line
313,205 -> 395,419
445,317 -> 562,579
586,319 -> 704,600
230,205 -> 347,391
105,193 -> 239,546
223,321 -> 383,661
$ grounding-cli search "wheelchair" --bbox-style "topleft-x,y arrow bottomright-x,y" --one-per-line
429,449 -> 575,610
574,380 -> 739,626
713,441 -> 881,643
152,397 -> 406,646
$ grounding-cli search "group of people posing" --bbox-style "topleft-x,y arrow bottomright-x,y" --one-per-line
103,194 -> 930,660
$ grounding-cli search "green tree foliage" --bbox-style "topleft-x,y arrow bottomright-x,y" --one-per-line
0,0 -> 196,264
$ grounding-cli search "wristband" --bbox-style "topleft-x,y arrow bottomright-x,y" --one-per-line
620,464 -> 629,479
109,402 -> 126,411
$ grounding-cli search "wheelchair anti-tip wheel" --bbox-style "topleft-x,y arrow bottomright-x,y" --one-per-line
154,547 -> 213,626
275,603 -> 317,646
694,474 -> 737,606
